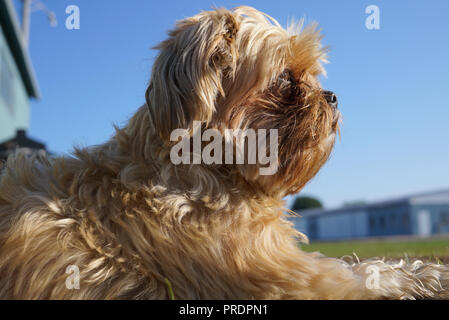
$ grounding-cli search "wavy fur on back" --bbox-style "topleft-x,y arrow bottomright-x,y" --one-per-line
1,6 -> 448,299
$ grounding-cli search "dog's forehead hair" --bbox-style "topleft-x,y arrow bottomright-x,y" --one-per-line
226,6 -> 327,91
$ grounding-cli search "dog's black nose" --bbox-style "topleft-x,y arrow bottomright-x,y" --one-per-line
322,90 -> 338,109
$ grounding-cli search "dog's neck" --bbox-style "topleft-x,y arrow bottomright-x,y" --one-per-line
111,104 -> 284,201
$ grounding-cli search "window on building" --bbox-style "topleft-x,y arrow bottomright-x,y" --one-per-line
379,216 -> 386,229
440,212 -> 449,225
390,214 -> 397,226
402,214 -> 410,227
437,212 -> 449,234
0,49 -> 14,112
369,216 -> 376,229
309,219 -> 318,236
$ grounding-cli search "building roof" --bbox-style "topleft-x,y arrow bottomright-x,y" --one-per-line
0,0 -> 40,99
298,189 -> 449,218
0,129 -> 46,159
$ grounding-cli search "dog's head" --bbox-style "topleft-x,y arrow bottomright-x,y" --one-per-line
146,6 -> 340,197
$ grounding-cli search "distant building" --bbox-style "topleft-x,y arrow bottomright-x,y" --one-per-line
0,0 -> 45,160
293,189 -> 449,241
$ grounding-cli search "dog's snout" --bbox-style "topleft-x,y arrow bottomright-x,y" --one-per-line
322,90 -> 338,109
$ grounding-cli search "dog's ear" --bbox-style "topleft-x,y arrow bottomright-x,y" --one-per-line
146,9 -> 239,139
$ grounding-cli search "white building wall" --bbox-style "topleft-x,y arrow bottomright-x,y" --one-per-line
0,23 -> 30,142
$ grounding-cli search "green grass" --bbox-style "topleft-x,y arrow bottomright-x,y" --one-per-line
300,237 -> 449,259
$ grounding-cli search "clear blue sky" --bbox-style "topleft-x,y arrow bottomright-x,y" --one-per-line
16,0 -> 449,208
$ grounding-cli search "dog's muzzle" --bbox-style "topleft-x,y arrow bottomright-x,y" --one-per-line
322,90 -> 338,109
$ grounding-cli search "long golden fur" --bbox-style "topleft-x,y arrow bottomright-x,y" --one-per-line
0,6 -> 448,299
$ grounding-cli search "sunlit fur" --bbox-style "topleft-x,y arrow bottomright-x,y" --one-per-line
0,6 -> 448,299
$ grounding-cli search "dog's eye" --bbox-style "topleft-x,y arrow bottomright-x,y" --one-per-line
277,69 -> 297,89
275,69 -> 298,99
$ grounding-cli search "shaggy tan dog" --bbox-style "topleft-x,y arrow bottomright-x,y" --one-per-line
0,6 -> 448,299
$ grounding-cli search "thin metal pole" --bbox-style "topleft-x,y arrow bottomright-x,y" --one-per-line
21,0 -> 31,48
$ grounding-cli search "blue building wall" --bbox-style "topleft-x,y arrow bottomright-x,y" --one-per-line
367,203 -> 411,237
293,199 -> 449,241
313,210 -> 368,241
